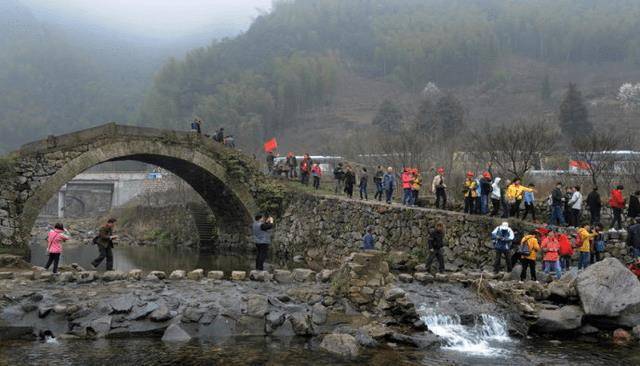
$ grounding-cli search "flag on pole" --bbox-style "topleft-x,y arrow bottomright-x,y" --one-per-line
569,160 -> 591,170
263,138 -> 278,153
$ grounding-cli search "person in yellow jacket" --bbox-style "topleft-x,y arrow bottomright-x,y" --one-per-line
463,171 -> 478,214
411,170 -> 422,206
506,177 -> 535,218
519,230 -> 540,282
577,224 -> 597,270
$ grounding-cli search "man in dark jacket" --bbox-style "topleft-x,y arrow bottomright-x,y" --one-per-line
479,172 -> 492,215
333,163 -> 345,194
425,222 -> 446,273
586,186 -> 602,226
549,182 -> 565,226
627,217 -> 640,258
91,218 -> 117,270
253,214 -> 274,270
373,166 -> 384,201
628,191 -> 640,222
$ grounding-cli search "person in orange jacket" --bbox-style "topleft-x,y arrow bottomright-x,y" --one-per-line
609,185 -> 626,230
311,163 -> 322,190
401,168 -> 414,206
557,232 -> 574,271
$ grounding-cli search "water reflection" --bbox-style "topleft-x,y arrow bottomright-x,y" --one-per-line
30,241 -> 298,274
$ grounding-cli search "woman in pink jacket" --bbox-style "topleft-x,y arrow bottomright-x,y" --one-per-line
45,223 -> 69,274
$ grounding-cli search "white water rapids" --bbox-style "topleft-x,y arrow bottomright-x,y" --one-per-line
419,305 -> 513,356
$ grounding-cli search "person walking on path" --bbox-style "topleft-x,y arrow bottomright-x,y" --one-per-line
541,231 -> 562,279
373,166 -> 384,201
252,214 -> 274,271
558,232 -> 574,271
432,167 -> 447,209
362,226 -> 375,250
492,222 -> 514,273
521,184 -> 537,221
519,230 -> 540,282
359,167 -> 369,200
91,218 -> 117,271
343,165 -> 356,198
628,191 -> 640,222
463,172 -> 478,214
549,182 -> 566,226
479,172 -> 492,215
333,163 -> 345,195
627,217 -> 640,258
311,163 -> 322,190
45,223 -> 69,274
490,177 -> 502,217
425,222 -> 446,273
383,167 -> 396,204
577,224 -> 597,270
401,168 -> 414,206
586,186 -> 602,226
411,170 -> 422,206
609,185 -> 626,230
568,185 -> 583,227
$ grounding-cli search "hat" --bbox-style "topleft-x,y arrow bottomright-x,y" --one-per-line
500,222 -> 509,229
437,167 -> 445,174
466,171 -> 474,177
482,171 -> 491,179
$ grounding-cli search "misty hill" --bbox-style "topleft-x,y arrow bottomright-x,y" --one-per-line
140,0 -> 640,154
0,0 -> 246,153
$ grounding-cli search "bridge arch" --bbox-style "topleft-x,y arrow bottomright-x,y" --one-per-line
0,124 -> 278,256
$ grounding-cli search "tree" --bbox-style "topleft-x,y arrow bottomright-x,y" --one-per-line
415,98 -> 436,133
434,93 -> 464,142
559,83 -> 591,139
618,83 -> 640,110
571,130 -> 628,187
469,119 -> 558,179
372,99 -> 403,131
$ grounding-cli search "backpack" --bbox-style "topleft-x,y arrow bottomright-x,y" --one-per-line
547,194 -> 553,206
493,229 -> 511,252
595,238 -> 606,253
519,237 -> 531,256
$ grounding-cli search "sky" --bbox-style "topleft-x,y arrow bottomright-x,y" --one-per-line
22,0 -> 273,39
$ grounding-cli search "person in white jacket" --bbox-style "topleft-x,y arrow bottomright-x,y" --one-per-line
490,177 -> 502,216
568,185 -> 583,227
491,222 -> 515,273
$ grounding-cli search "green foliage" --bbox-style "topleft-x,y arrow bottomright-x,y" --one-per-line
372,100 -> 403,132
559,83 -> 591,139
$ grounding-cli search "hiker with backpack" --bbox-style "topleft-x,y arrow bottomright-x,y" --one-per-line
557,232 -> 574,271
593,224 -> 606,263
519,230 -> 540,282
541,231 -> 562,279
491,222 -> 514,273
425,222 -> 446,273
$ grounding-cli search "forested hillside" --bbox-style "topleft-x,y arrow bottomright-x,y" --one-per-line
140,0 -> 640,154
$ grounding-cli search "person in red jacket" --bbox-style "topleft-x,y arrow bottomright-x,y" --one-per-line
609,185 -> 626,230
541,231 -> 562,279
557,233 -> 574,271
401,168 -> 414,206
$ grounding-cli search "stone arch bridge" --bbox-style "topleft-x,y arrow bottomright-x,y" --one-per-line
0,123 -> 283,257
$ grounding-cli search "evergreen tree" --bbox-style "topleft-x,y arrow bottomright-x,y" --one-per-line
415,98 -> 436,132
559,83 -> 591,139
372,100 -> 403,131
541,75 -> 552,103
435,94 -> 464,141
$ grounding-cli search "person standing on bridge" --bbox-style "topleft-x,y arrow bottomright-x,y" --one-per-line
383,167 -> 396,204
401,168 -> 414,206
253,214 -> 274,271
45,223 -> 69,274
463,172 -> 478,214
344,165 -> 356,198
300,153 -> 312,185
311,163 -> 322,190
333,162 -> 345,195
359,167 -> 369,200
91,218 -> 117,271
411,170 -> 422,206
373,166 -> 384,201
432,167 -> 447,209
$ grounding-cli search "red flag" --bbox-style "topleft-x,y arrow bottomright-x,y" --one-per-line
263,138 -> 277,153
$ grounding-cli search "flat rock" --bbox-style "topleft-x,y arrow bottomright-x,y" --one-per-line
293,268 -> 316,282
247,294 -> 269,317
110,295 -> 137,314
169,270 -> 186,280
231,271 -> 246,281
384,287 -> 406,301
150,305 -> 172,322
129,302 -> 159,320
312,303 -> 327,325
320,333 -> 360,357
273,270 -> 293,284
535,305 -> 584,332
128,269 -> 144,280
161,323 -> 192,342
101,271 -> 126,282
187,269 -> 204,281
398,274 -> 414,283
207,271 -> 224,280
148,271 -> 166,280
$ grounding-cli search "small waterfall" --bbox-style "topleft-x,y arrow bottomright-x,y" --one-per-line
419,306 -> 512,356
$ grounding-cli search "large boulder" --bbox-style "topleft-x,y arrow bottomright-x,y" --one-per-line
576,258 -> 640,316
535,305 -> 584,332
320,333 -> 360,357
246,295 -> 269,318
